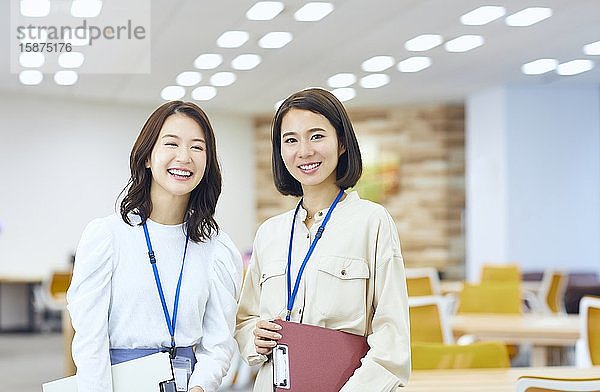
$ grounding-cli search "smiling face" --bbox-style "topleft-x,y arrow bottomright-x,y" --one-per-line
146,113 -> 207,205
280,109 -> 346,194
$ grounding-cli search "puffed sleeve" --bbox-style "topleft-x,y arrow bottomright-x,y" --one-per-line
341,208 -> 411,392
188,231 -> 243,392
66,218 -> 115,392
234,225 -> 269,366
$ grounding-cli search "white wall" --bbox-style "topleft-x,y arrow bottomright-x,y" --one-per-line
505,85 -> 600,272
466,84 -> 600,280
0,95 -> 255,277
466,87 -> 509,280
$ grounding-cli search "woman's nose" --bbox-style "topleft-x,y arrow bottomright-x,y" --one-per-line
297,140 -> 313,158
176,147 -> 192,162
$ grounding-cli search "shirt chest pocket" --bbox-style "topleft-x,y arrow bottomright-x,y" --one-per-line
259,261 -> 287,316
315,256 -> 370,320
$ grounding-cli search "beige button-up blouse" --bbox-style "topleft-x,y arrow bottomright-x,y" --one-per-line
235,191 -> 411,391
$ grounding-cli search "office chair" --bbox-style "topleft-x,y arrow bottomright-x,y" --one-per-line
411,341 -> 510,370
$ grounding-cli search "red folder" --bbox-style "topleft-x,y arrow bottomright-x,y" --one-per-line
272,319 -> 369,392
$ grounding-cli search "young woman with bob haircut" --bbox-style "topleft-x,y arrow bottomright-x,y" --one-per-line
67,101 -> 243,392
235,88 -> 410,391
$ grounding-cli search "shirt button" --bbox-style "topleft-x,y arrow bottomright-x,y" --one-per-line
341,269 -> 347,276
261,273 -> 265,279
306,233 -> 309,239
317,211 -> 323,217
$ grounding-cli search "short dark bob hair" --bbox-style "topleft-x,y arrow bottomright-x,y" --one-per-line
119,101 -> 221,242
271,87 -> 363,196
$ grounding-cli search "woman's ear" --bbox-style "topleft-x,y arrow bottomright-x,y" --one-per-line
338,143 -> 346,156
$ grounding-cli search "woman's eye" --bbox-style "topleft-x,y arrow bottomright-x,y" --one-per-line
283,137 -> 297,144
165,142 -> 177,147
191,145 -> 204,151
311,134 -> 324,140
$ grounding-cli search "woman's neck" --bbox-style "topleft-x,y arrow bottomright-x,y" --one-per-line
301,183 -> 343,219
149,189 -> 189,225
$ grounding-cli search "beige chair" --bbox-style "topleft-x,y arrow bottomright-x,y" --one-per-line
576,296 -> 600,367
515,375 -> 600,391
537,270 -> 568,314
405,267 -> 441,297
408,295 -> 452,344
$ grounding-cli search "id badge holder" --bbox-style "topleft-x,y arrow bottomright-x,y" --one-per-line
171,355 -> 192,392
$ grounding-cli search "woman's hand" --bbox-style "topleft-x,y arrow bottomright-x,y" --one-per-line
253,319 -> 283,355
189,387 -> 204,392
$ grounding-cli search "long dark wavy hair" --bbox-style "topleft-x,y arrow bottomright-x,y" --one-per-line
119,101 -> 221,242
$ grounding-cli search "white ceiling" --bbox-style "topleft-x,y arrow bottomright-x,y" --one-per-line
1,0 -> 599,115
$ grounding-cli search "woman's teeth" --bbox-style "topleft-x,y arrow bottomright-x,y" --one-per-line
168,169 -> 192,177
299,163 -> 320,170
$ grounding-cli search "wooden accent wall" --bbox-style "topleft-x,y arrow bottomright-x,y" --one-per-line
254,104 -> 465,278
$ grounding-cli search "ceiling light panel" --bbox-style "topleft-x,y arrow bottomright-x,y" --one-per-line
327,73 -> 356,88
331,87 -> 355,102
231,54 -> 262,70
397,57 -> 432,73
54,70 -> 78,85
192,86 -> 217,101
194,54 -> 223,70
460,6 -> 506,25
19,52 -> 45,68
405,34 -> 443,52
176,71 -> 202,86
259,32 -> 293,49
19,70 -> 43,85
294,2 -> 334,22
210,72 -> 237,87
20,0 -> 50,17
444,35 -> 484,52
505,7 -> 552,27
71,0 -> 103,17
359,74 -> 390,89
58,52 -> 85,68
556,59 -> 594,76
246,1 -> 284,20
521,59 -> 558,75
361,56 -> 395,72
583,41 -> 600,56
217,31 -> 249,48
161,85 -> 185,100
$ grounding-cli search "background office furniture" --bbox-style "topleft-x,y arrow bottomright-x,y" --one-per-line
403,366 -> 600,392
405,268 -> 441,297
515,375 -> 600,392
576,296 -> 600,367
411,341 -> 509,370
408,295 -> 453,344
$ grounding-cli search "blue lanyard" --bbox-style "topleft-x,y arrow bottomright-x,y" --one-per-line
142,222 -> 189,357
286,189 -> 344,321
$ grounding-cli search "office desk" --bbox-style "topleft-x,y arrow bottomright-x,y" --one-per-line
451,314 -> 580,366
404,366 -> 600,391
0,274 -> 44,332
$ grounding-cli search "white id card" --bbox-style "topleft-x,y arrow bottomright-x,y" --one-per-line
171,355 -> 192,392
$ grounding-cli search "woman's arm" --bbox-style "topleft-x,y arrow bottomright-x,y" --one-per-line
340,210 -> 411,392
66,219 -> 114,392
188,233 -> 243,392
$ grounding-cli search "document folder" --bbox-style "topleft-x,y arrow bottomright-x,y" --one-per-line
42,351 -> 174,392
272,320 -> 369,392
